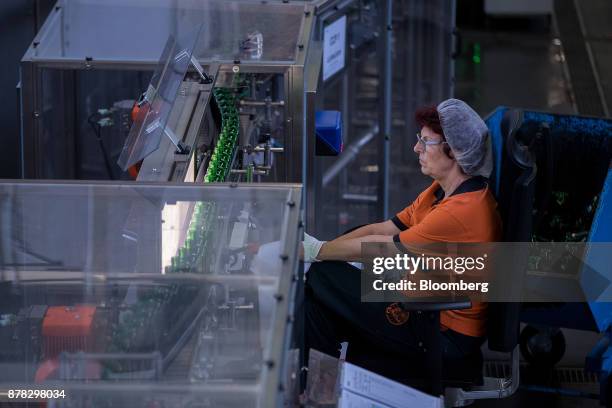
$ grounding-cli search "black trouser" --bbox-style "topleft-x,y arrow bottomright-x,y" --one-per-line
304,260 -> 484,382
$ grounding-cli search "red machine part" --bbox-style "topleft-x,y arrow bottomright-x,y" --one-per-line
127,101 -> 145,179
34,358 -> 59,383
131,103 -> 141,122
41,305 -> 96,359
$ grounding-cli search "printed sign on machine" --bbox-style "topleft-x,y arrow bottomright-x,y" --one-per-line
323,15 -> 347,81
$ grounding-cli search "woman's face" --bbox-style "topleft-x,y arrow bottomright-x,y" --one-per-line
413,125 -> 456,179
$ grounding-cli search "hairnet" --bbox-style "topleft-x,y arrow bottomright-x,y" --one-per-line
436,98 -> 493,178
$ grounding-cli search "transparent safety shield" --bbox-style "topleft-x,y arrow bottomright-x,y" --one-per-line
0,181 -> 301,407
24,1 -> 305,64
117,24 -> 203,171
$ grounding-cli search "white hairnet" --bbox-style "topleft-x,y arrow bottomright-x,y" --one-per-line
436,98 -> 493,178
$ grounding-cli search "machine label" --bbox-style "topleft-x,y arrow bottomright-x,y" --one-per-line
323,15 -> 347,81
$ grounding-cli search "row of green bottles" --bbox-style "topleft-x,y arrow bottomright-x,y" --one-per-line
167,87 -> 238,273
204,88 -> 240,183
166,201 -> 217,274
108,285 -> 179,353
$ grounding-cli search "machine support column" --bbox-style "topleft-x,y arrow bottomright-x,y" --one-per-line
377,0 -> 393,220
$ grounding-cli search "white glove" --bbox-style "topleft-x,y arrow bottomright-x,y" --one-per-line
250,241 -> 281,276
303,232 -> 325,263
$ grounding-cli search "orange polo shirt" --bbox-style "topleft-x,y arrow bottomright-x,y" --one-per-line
391,177 -> 502,337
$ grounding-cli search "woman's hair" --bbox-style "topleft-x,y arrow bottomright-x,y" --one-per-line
415,105 -> 444,137
414,105 -> 452,157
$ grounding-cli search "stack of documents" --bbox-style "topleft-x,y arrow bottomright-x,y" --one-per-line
337,362 -> 443,408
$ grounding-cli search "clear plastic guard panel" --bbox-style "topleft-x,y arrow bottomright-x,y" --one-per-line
117,24 -> 203,171
192,1 -> 304,63
0,181 -> 301,407
25,0 -> 306,64
305,349 -> 342,406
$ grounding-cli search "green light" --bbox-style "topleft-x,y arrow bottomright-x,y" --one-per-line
472,43 -> 481,65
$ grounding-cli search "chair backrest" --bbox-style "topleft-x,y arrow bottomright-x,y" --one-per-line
487,109 -> 537,352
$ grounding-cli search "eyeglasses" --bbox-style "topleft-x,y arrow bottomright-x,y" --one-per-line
416,132 -> 447,150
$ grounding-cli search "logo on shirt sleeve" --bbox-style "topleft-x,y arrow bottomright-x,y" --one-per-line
385,302 -> 410,325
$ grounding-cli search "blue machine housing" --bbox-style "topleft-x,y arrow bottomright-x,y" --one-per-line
485,107 -> 612,403
315,110 -> 343,156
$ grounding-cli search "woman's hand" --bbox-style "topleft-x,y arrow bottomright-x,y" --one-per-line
303,233 -> 326,263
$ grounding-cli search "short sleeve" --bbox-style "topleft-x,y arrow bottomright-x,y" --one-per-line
394,191 -> 424,229
395,208 -> 466,245
391,215 -> 408,231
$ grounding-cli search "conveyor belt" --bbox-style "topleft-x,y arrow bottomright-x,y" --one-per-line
164,326 -> 198,380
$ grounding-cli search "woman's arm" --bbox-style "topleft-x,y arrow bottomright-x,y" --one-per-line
334,220 -> 401,242
317,234 -> 394,262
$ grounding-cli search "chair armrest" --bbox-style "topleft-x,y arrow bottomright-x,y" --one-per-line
400,297 -> 472,312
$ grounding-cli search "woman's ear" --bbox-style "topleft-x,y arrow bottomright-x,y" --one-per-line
444,145 -> 454,159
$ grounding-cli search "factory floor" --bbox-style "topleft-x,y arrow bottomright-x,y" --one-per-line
473,331 -> 602,408
471,386 -> 600,408
452,24 -> 603,408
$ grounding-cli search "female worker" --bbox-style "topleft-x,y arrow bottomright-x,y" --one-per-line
302,98 -> 502,380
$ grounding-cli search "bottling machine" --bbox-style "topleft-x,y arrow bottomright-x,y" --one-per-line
18,0 -> 379,237
0,181 -> 302,407
18,0 -> 455,238
8,0 -> 456,405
